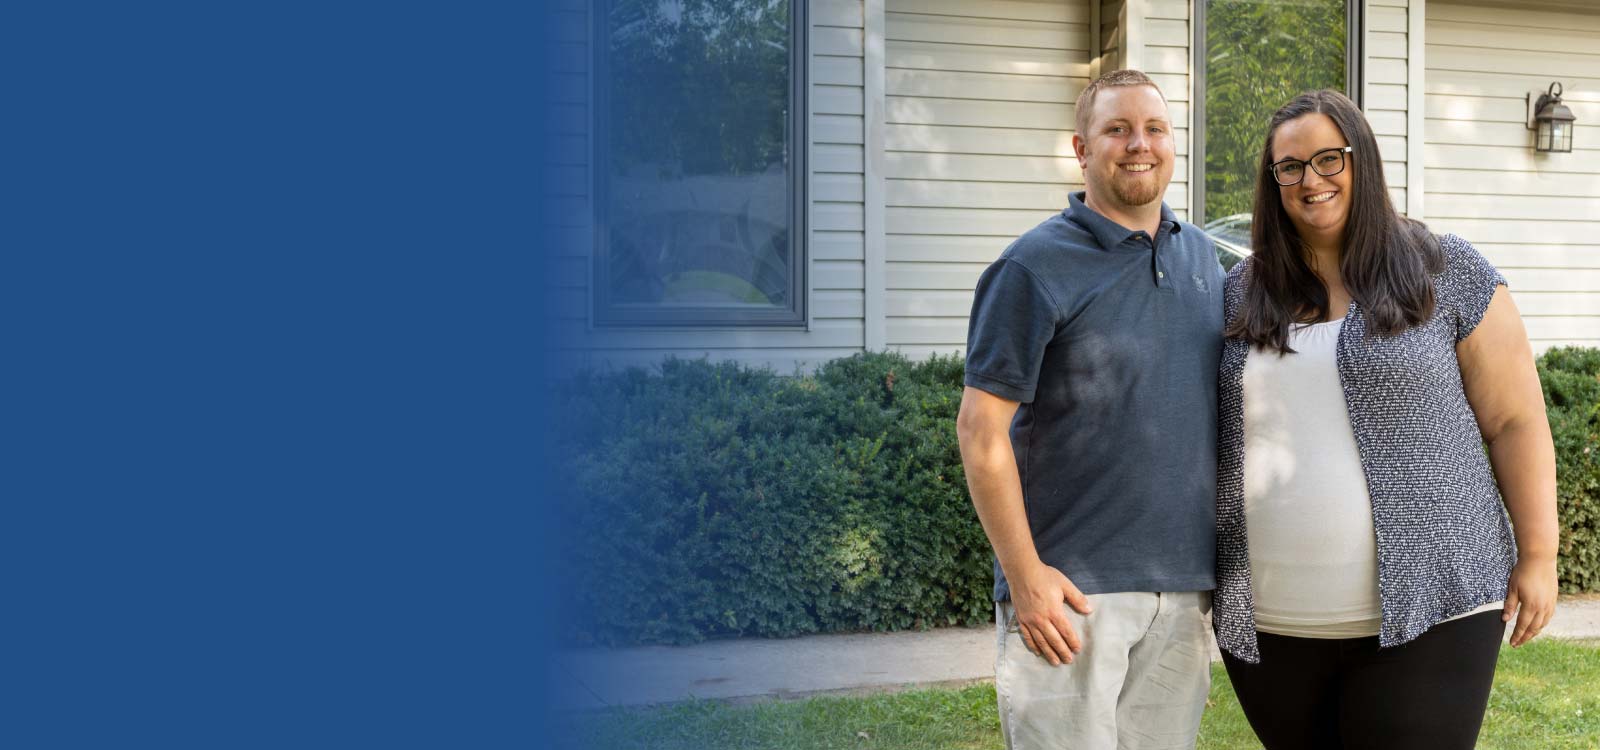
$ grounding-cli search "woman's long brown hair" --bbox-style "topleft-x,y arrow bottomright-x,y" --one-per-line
1226,90 -> 1443,354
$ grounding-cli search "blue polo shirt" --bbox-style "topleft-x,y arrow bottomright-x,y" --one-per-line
964,192 -> 1223,600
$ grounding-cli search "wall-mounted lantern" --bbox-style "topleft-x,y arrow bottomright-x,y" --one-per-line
1527,82 -> 1576,153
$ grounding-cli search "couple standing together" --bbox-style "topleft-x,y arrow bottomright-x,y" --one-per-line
956,69 -> 1559,749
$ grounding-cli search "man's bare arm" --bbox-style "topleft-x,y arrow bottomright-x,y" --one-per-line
957,386 -> 1093,665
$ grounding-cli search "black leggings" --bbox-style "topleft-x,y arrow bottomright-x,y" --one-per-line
1220,611 -> 1504,750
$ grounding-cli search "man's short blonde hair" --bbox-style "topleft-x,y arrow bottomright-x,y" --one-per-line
1074,69 -> 1166,136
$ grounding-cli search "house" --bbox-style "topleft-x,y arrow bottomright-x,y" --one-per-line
547,0 -> 1599,373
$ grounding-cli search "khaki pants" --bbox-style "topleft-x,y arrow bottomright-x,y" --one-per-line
995,591 -> 1211,750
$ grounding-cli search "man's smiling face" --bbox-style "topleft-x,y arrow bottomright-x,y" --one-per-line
1074,85 -> 1175,211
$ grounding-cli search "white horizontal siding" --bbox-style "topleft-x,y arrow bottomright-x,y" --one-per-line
1424,2 -> 1600,353
886,234 -> 1012,262
547,1 -> 869,373
896,0 -> 1087,23
882,0 -> 1095,355
887,41 -> 1088,77
887,14 -> 1092,49
1423,218 -> 1600,246
1423,168 -> 1600,197
885,69 -> 1083,102
887,179 -> 1076,209
886,124 -> 1078,156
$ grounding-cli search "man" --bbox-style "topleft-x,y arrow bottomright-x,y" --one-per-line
956,69 -> 1225,749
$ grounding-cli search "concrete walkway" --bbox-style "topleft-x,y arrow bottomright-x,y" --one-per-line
551,596 -> 1600,711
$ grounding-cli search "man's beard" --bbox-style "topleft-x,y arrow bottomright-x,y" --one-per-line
1109,170 -> 1163,207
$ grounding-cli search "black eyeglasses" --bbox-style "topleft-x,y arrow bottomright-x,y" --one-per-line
1269,146 -> 1353,186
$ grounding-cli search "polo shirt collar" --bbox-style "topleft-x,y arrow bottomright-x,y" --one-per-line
1065,191 -> 1181,251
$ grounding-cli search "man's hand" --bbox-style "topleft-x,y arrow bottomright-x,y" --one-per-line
1010,561 -> 1094,665
958,387 -> 1093,666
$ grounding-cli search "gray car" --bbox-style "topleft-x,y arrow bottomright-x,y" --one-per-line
1204,213 -> 1252,271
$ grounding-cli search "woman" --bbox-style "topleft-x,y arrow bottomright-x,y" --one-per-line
1212,89 -> 1559,749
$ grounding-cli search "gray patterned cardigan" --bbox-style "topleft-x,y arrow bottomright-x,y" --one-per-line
1214,233 -> 1517,663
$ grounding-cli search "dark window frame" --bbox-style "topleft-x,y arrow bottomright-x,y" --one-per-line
1191,0 -> 1365,225
590,0 -> 809,328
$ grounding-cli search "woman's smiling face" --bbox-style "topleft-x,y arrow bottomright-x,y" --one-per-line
1271,113 -> 1353,247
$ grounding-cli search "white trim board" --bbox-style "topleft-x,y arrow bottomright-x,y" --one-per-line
1408,0 -> 1426,219
864,0 -> 887,351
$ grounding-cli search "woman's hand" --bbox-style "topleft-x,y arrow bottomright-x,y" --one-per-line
1504,555 -> 1558,647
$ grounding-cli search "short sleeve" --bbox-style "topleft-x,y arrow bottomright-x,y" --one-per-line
1222,257 -> 1252,327
1438,234 -> 1507,343
964,258 -> 1061,404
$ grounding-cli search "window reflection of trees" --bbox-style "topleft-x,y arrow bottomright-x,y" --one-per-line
605,0 -> 793,309
1203,0 -> 1346,223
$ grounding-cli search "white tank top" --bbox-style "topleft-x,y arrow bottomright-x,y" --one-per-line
1242,318 -> 1499,638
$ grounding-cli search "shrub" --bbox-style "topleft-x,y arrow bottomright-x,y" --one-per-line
553,353 -> 990,646
555,347 -> 1600,646
1539,346 -> 1600,593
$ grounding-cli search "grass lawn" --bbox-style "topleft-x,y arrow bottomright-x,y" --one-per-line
554,639 -> 1600,750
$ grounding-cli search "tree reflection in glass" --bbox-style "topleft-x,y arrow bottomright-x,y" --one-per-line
603,0 -> 794,311
1202,0 -> 1346,224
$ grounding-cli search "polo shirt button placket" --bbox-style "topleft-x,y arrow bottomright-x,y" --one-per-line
1145,233 -> 1170,289
1133,232 -> 1157,287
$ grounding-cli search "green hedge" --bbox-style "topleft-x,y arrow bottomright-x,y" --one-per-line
1541,346 -> 1600,593
556,348 -> 1600,646
554,353 -> 991,646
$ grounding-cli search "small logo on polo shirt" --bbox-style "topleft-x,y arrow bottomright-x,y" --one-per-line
1192,273 -> 1208,292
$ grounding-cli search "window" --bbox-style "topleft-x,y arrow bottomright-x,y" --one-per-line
593,0 -> 807,327
1193,0 -> 1361,229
